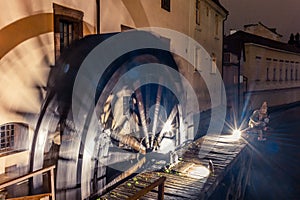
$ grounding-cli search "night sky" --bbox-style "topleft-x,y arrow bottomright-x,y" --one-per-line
220,0 -> 300,42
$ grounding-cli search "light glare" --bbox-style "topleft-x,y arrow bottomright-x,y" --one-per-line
228,129 -> 242,141
188,165 -> 210,179
232,129 -> 241,137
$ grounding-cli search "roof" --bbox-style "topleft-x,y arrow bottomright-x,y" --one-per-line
224,31 -> 300,60
211,0 -> 228,14
243,22 -> 282,37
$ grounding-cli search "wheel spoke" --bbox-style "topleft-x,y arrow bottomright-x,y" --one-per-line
150,85 -> 162,148
135,88 -> 150,148
110,131 -> 146,154
156,105 -> 178,147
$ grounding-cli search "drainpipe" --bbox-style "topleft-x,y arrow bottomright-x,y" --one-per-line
222,11 -> 228,107
96,0 -> 100,34
238,58 -> 241,120
222,15 -> 228,80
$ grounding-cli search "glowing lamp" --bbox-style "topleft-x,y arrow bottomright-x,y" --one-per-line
232,129 -> 241,137
228,129 -> 242,141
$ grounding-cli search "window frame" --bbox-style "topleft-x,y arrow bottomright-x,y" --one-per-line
279,60 -> 283,81
206,6 -> 209,17
285,61 -> 289,81
161,0 -> 171,12
196,0 -> 201,25
296,62 -> 299,81
194,46 -> 201,71
272,59 -> 277,81
290,61 -> 294,81
0,124 -> 14,151
53,4 -> 83,61
266,58 -> 271,81
215,14 -> 219,36
255,56 -> 262,81
59,20 -> 74,53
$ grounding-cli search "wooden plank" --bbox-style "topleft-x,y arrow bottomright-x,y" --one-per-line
162,187 -> 199,199
7,193 -> 51,200
150,174 -> 205,199
100,175 -> 166,200
105,189 -> 131,199
99,134 -> 250,200
139,191 -> 161,200
154,173 -> 197,182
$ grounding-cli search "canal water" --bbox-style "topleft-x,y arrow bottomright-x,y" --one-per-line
245,105 -> 300,199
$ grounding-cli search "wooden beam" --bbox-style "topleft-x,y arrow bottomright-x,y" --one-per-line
0,165 -> 55,189
50,167 -> 55,200
0,165 -> 56,200
7,193 -> 51,200
127,176 -> 166,200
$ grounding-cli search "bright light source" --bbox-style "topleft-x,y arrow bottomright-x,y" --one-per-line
232,129 -> 241,137
230,129 -> 242,141
219,128 -> 243,142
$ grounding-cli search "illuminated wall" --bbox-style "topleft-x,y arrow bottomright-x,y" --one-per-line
100,0 -> 227,111
0,0 -> 97,125
243,43 -> 300,108
100,0 -> 226,71
0,0 -> 228,125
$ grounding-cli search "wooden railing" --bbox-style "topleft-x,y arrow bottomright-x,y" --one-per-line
0,165 -> 55,200
127,176 -> 166,200
6,193 -> 52,200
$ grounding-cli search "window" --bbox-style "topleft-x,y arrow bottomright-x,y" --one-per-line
211,54 -> 217,74
0,124 -> 14,151
206,7 -> 209,17
215,14 -> 219,36
194,46 -> 201,71
255,56 -> 262,81
273,68 -> 277,81
53,4 -> 83,60
296,62 -> 299,80
285,61 -> 289,81
59,21 -> 73,53
266,57 -> 271,81
272,59 -> 277,81
278,60 -> 283,81
291,61 -> 294,80
161,0 -> 171,12
196,0 -> 200,25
